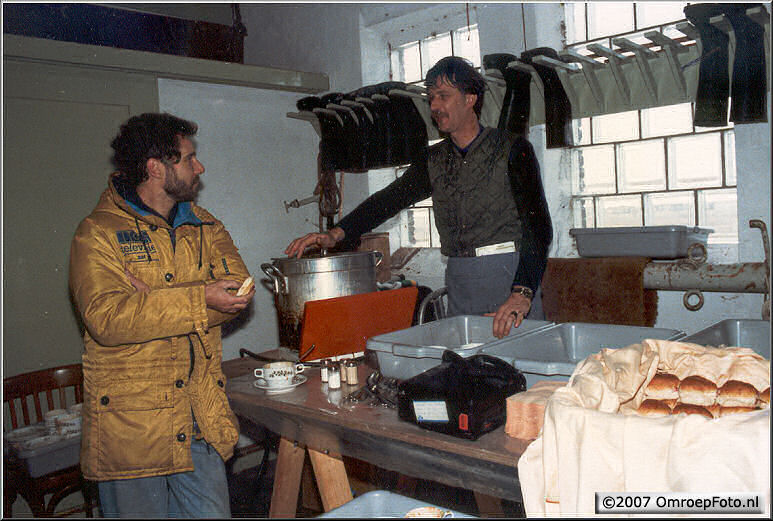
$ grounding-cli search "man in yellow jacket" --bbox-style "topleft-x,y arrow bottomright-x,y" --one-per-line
69,113 -> 255,517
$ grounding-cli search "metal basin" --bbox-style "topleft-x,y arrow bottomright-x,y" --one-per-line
682,319 -> 770,359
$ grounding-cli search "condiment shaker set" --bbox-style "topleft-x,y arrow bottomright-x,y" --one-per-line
320,358 -> 359,390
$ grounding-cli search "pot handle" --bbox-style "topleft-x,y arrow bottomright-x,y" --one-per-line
373,251 -> 383,267
261,263 -> 288,295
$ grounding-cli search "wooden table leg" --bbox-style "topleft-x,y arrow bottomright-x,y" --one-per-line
473,491 -> 505,518
268,437 -> 306,518
308,449 -> 353,512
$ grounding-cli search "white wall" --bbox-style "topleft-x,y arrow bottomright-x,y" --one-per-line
242,4 -> 363,92
158,79 -> 321,358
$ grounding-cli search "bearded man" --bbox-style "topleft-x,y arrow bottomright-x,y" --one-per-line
69,113 -> 255,517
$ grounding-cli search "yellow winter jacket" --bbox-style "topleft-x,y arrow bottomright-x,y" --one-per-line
69,173 -> 248,481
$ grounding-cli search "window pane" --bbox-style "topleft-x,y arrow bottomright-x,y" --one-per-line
644,192 -> 695,225
421,33 -> 452,78
592,110 -> 639,143
636,3 -> 688,28
572,118 -> 592,146
596,194 -> 643,226
667,133 -> 723,189
618,140 -> 666,192
641,103 -> 693,137
453,25 -> 480,67
573,197 -> 596,228
572,145 -> 616,194
724,130 -> 736,186
698,189 -> 738,243
565,3 -> 587,44
588,2 -> 634,39
391,41 -> 421,83
401,208 -> 432,247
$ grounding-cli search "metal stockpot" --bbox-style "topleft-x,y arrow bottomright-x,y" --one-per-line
261,251 -> 383,349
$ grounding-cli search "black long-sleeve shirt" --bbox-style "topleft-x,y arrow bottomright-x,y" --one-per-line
337,136 -> 552,293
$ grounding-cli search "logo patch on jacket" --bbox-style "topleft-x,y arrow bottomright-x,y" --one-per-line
117,230 -> 158,262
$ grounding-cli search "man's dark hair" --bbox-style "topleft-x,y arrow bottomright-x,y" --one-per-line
111,113 -> 198,187
425,56 -> 486,118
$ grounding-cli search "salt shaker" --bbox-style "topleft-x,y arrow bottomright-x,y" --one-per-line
327,363 -> 341,389
320,359 -> 332,383
344,359 -> 359,385
339,360 -> 347,383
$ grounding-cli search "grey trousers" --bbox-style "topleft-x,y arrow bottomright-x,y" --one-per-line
445,252 -> 519,316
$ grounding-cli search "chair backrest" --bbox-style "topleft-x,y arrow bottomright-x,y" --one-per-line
3,364 -> 84,432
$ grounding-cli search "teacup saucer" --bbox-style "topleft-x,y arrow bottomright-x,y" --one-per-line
254,374 -> 307,394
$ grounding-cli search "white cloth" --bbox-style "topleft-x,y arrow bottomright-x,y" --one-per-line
518,339 -> 770,517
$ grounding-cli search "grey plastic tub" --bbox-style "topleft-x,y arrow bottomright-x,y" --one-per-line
682,319 -> 770,359
317,490 -> 475,518
366,315 -> 554,381
4,430 -> 80,477
570,226 -> 713,259
479,322 -> 686,388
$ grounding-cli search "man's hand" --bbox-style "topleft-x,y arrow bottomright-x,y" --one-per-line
125,268 -> 151,294
284,227 -> 345,258
205,279 -> 255,314
485,291 -> 533,339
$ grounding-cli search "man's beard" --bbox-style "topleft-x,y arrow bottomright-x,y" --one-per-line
164,169 -> 200,202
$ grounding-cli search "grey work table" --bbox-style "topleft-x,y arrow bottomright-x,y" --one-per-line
223,357 -> 530,517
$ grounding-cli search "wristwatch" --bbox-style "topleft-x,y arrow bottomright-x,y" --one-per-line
511,286 -> 534,300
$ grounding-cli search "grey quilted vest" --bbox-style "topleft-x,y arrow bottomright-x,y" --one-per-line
428,127 -> 522,257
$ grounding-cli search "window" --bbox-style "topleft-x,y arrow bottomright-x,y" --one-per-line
565,3 -> 737,252
390,25 -> 481,84
381,25 -> 480,247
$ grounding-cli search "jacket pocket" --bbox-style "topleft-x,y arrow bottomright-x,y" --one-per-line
94,380 -> 177,473
94,379 -> 174,412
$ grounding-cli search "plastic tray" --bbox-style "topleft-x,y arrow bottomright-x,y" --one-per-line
317,490 -> 475,518
682,319 -> 770,359
479,322 -> 685,388
4,424 -> 81,477
366,315 -> 554,380
569,226 -> 713,259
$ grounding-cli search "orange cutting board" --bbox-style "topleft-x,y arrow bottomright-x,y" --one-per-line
298,286 -> 418,361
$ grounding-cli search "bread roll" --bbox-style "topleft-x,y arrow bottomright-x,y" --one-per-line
236,276 -> 254,297
636,399 -> 672,417
644,373 -> 680,400
672,403 -> 714,419
678,375 -> 717,406
717,379 -> 759,407
759,387 -> 770,408
718,406 -> 759,417
705,404 -> 721,419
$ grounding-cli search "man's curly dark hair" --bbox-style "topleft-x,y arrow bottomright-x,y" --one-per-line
425,56 -> 486,118
111,113 -> 198,187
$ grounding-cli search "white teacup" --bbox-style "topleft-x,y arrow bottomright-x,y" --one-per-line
254,361 -> 304,387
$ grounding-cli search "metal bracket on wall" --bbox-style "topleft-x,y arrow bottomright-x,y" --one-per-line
587,43 -> 632,108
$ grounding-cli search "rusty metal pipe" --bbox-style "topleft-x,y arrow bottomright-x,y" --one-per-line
642,262 -> 768,293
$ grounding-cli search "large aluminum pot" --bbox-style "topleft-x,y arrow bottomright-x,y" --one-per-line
261,251 -> 383,349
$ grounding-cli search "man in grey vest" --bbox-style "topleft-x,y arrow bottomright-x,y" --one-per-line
285,56 -> 552,338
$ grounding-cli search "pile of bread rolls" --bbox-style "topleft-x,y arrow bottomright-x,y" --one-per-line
637,372 -> 770,418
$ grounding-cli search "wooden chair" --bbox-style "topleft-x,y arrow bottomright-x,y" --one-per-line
3,364 -> 96,517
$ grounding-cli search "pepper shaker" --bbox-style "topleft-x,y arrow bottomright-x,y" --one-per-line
339,360 -> 347,383
327,363 -> 341,389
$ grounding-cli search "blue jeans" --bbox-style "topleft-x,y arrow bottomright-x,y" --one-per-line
98,438 -> 231,518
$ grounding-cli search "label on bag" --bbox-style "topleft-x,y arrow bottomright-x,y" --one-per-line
413,401 -> 449,422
